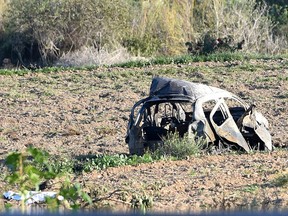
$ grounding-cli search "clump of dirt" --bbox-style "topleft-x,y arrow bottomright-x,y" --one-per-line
0,59 -> 287,212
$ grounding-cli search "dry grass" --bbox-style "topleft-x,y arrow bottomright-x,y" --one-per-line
2,0 -> 287,67
213,0 -> 288,54
56,46 -> 146,67
129,0 -> 288,55
0,0 -> 8,29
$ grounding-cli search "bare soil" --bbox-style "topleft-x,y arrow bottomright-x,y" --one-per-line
0,59 -> 287,213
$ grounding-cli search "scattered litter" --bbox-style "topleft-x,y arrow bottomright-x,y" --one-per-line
3,191 -> 64,205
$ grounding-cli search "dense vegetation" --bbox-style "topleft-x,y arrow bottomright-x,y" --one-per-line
0,0 -> 287,67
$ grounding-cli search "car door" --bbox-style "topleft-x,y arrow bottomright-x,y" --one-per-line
209,98 -> 250,152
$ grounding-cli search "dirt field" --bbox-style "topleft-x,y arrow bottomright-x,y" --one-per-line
0,59 -> 287,213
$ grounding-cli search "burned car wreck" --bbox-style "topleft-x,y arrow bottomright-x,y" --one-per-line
125,77 -> 272,155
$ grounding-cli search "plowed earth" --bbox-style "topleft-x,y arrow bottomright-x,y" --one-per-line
0,59 -> 287,213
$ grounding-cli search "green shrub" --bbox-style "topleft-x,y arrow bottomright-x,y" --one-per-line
153,132 -> 207,159
272,173 -> 288,187
79,153 -> 156,172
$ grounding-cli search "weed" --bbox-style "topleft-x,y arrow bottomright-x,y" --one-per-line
0,69 -> 28,76
49,157 -> 75,174
94,126 -> 117,136
238,63 -> 258,72
272,173 -> 288,187
127,153 -> 155,165
114,60 -> 150,68
190,170 -> 197,177
45,153 -> 157,174
255,77 -> 276,82
43,88 -> 57,97
130,194 -> 153,213
59,182 -> 92,209
151,181 -> 167,191
82,155 -> 126,171
242,184 -> 259,193
0,136 -> 7,142
80,153 -> 155,172
153,132 -> 207,159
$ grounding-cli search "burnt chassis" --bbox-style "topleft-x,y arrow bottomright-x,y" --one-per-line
125,78 -> 272,155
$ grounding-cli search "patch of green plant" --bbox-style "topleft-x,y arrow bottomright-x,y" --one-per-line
113,60 -> 150,68
238,63 -> 259,72
255,76 -> 276,82
81,154 -> 128,172
58,181 -> 92,210
48,157 -> 75,174
272,173 -> 288,187
82,65 -> 99,71
151,56 -> 174,65
130,193 -> 153,214
112,53 -> 288,69
205,52 -> 245,62
0,136 -> 7,142
0,69 -> 29,76
153,132 -> 207,160
47,153 -> 157,174
78,153 -> 156,172
277,76 -> 288,81
241,184 -> 259,193
49,153 -> 158,174
127,153 -> 155,165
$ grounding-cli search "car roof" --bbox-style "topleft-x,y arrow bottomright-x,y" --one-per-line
150,77 -> 230,101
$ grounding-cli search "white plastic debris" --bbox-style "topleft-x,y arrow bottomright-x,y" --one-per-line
3,191 -> 64,205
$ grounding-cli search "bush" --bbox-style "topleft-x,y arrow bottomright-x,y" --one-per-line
125,0 -> 195,56
257,0 -> 288,40
153,132 -> 207,159
272,173 -> 288,187
127,0 -> 288,56
2,0 -> 132,65
213,0 -> 287,54
185,0 -> 287,55
0,0 -> 286,67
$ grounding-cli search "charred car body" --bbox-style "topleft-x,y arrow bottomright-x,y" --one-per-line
125,77 -> 272,155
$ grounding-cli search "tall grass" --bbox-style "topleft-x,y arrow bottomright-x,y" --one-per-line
1,0 -> 132,65
0,0 -> 8,31
212,0 -> 287,54
0,0 -> 287,66
127,0 -> 287,56
125,0 -> 196,56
